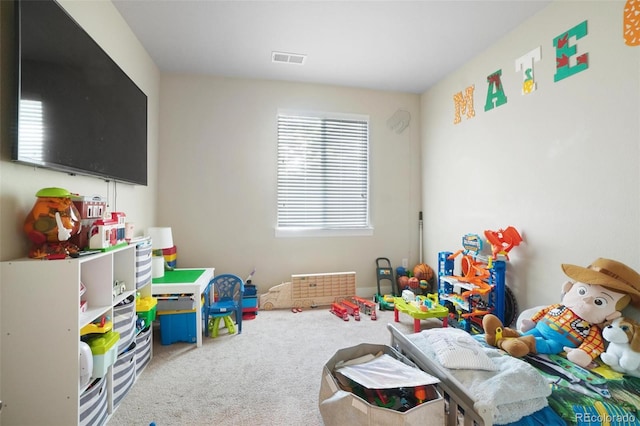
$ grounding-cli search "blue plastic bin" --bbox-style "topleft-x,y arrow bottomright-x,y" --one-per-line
158,310 -> 197,345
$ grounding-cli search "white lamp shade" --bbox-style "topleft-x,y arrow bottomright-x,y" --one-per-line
148,227 -> 174,250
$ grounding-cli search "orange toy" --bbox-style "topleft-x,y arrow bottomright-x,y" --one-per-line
23,187 -> 81,258
484,227 -> 522,260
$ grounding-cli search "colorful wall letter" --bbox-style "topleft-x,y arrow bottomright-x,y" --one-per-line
515,47 -> 541,95
624,0 -> 640,46
484,70 -> 507,112
554,20 -> 589,82
453,85 -> 476,125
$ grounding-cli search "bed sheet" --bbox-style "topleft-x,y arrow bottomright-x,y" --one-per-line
470,333 -> 640,426
390,324 -> 640,426
520,353 -> 640,426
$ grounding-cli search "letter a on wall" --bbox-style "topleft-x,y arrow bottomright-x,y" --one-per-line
453,85 -> 475,125
554,20 -> 589,82
484,70 -> 507,112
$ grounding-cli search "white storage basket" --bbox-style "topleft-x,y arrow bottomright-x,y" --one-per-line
113,341 -> 137,407
136,325 -> 152,374
79,376 -> 108,426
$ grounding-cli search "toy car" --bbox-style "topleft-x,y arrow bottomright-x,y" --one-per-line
113,280 -> 126,300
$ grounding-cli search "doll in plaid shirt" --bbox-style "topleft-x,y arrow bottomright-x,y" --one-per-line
484,258 -> 640,368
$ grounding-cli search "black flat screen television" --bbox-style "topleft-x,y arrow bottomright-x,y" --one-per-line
12,0 -> 148,185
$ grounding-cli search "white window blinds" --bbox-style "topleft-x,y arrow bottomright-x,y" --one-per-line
277,111 -> 370,233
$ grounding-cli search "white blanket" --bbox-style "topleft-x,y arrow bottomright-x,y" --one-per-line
408,330 -> 551,424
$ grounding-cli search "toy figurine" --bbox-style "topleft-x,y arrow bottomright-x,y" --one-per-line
483,258 -> 640,368
23,187 -> 81,258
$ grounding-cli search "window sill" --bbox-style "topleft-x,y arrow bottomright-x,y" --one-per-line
275,227 -> 374,238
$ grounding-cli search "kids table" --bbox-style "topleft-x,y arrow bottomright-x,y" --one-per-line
393,296 -> 449,332
152,268 -> 214,347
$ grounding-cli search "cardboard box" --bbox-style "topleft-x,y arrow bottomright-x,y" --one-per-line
319,343 -> 443,426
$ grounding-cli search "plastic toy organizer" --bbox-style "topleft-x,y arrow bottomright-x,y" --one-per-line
243,282 -> 259,319
86,331 -> 120,379
437,251 -> 506,334
136,296 -> 158,330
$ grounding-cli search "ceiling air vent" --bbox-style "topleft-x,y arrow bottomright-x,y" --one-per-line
272,51 -> 306,65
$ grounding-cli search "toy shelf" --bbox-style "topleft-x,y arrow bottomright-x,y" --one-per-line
437,251 -> 506,334
0,244 -> 152,425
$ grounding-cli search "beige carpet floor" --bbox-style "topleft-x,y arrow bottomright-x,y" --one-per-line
107,306 -> 436,426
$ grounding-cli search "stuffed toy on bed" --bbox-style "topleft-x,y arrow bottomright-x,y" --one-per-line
483,258 -> 640,368
600,316 -> 640,377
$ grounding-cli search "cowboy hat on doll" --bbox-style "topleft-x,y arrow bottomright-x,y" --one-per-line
483,258 -> 640,368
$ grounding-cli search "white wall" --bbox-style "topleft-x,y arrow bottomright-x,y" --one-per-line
420,1 -> 640,311
0,0 -> 160,262
157,74 -> 422,295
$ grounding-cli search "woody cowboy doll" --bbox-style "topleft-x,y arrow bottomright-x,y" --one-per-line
483,258 -> 640,368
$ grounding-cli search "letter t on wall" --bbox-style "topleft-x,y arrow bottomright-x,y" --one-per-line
515,47 -> 541,95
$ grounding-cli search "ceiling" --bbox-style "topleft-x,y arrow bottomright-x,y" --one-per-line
112,0 -> 552,94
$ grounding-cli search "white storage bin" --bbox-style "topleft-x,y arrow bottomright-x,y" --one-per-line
136,325 -> 152,375
113,341 -> 137,407
114,295 -> 136,354
79,376 -> 108,426
136,241 -> 152,289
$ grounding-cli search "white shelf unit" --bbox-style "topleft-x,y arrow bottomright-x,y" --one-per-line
0,244 -> 151,425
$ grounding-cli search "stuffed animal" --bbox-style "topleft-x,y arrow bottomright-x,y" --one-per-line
483,258 -> 640,368
600,317 -> 640,377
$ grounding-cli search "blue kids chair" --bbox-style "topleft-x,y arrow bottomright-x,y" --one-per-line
203,274 -> 245,337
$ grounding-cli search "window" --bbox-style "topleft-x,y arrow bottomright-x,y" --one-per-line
276,110 -> 371,237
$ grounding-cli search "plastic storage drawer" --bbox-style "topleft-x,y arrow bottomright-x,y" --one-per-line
86,330 -> 120,379
136,241 -> 152,289
79,376 -> 108,426
136,296 -> 158,327
136,325 -> 152,375
114,295 -> 136,354
113,341 -> 137,407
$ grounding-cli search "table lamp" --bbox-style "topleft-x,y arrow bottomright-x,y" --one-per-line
148,227 -> 174,279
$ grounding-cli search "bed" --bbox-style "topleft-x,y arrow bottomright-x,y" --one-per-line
387,323 -> 640,426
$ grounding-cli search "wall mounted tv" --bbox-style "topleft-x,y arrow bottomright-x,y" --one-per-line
12,0 -> 148,185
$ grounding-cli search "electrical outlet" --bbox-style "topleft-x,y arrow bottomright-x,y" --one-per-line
402,258 -> 408,268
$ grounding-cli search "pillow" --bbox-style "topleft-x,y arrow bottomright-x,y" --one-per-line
422,328 -> 498,371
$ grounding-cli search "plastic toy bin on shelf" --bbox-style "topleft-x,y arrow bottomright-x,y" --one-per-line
85,330 -> 120,379
158,309 -> 197,345
136,296 -> 157,325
